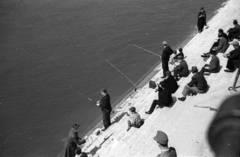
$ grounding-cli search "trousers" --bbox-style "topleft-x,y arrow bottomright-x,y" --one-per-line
162,60 -> 169,77
102,112 -> 111,129
182,84 -> 207,97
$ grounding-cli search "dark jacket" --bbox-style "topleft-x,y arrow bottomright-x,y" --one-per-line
229,46 -> 240,59
162,46 -> 174,61
162,75 -> 179,94
208,55 -> 220,72
197,11 -> 207,29
214,37 -> 229,53
99,93 -> 112,113
65,128 -> 86,157
157,147 -> 177,157
188,72 -> 208,90
173,60 -> 189,76
158,86 -> 173,106
228,24 -> 240,39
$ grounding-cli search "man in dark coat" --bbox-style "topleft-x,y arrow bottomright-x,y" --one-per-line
201,50 -> 220,74
161,41 -> 174,78
145,81 -> 173,114
96,88 -> 112,131
173,55 -> 189,81
154,131 -> 177,157
197,7 -> 207,33
228,20 -> 240,41
224,41 -> 240,72
178,66 -> 208,101
162,71 -> 178,93
65,123 -> 86,157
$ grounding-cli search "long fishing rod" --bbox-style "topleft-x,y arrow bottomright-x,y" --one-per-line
105,59 -> 138,91
69,85 -> 96,104
132,44 -> 161,58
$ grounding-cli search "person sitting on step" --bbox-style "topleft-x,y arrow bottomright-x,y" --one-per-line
178,66 -> 209,101
161,71 -> 179,94
127,107 -> 144,131
145,81 -> 173,114
227,19 -> 240,41
170,48 -> 185,64
201,29 -> 229,58
224,41 -> 240,72
173,55 -> 189,81
200,50 -> 220,75
75,147 -> 88,157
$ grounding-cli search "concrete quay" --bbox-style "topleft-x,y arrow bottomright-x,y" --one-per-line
81,0 -> 240,156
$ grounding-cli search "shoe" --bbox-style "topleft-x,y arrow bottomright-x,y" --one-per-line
178,97 -> 186,101
145,111 -> 152,114
101,128 -> 107,131
224,69 -> 234,72
161,76 -> 166,79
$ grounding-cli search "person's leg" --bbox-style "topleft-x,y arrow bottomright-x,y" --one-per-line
102,113 -> 108,130
146,100 -> 159,114
107,112 -> 111,127
225,59 -> 235,71
162,61 -> 168,77
127,120 -> 132,131
178,85 -> 191,101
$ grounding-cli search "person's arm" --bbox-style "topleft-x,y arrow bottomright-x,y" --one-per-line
188,76 -> 197,87
213,39 -> 223,51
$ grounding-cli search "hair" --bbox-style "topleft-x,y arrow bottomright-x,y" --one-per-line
179,48 -> 183,52
75,147 -> 82,155
192,66 -> 198,73
218,29 -> 224,33
233,20 -> 238,25
129,107 -> 136,113
73,123 -> 80,129
101,88 -> 107,94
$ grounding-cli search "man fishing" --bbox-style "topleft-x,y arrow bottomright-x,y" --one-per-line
96,88 -> 112,131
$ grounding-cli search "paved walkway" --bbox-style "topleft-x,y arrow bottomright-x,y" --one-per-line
81,0 -> 240,156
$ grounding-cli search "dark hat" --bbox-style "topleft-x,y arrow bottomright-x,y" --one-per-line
233,19 -> 238,25
218,29 -> 224,33
160,81 -> 166,88
153,131 -> 168,145
192,66 -> 198,73
129,107 -> 136,112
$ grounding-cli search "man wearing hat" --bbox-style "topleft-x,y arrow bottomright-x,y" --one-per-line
145,81 -> 173,114
154,131 -> 177,157
178,66 -> 208,101
224,41 -> 240,72
173,55 -> 189,81
200,50 -> 220,75
227,20 -> 240,41
161,41 -> 174,78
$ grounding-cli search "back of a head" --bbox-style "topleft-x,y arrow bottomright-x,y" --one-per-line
191,66 -> 198,73
129,107 -> 136,113
101,88 -> 107,94
218,29 -> 224,33
208,94 -> 240,157
162,41 -> 168,46
233,19 -> 238,25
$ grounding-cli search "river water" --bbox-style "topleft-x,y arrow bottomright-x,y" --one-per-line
0,0 -> 226,156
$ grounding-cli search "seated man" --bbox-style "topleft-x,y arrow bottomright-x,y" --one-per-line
127,107 -> 144,131
170,48 -> 184,64
224,41 -> 240,72
202,30 -> 229,58
219,28 -> 228,41
178,66 -> 209,101
173,55 -> 189,81
161,71 -> 179,94
200,50 -> 220,75
145,81 -> 173,114
228,20 -> 240,41
75,147 -> 88,157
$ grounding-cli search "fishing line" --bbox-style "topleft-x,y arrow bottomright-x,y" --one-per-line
132,44 -> 161,57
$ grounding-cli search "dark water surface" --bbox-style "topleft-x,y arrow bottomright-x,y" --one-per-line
0,0 -> 226,156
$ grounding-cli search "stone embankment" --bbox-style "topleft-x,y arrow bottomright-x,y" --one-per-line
81,0 -> 240,156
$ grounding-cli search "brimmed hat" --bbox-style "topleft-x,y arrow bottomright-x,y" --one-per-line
230,41 -> 239,46
153,131 -> 168,145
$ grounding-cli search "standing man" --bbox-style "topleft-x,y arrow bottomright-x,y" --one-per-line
161,41 -> 174,78
197,7 -> 207,33
154,131 -> 177,157
96,88 -> 112,131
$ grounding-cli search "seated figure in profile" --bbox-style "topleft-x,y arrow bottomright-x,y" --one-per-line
178,66 -> 209,101
223,41 -> 240,72
172,55 -> 189,81
145,81 -> 173,114
200,50 -> 220,75
127,107 -> 144,131
161,71 -> 179,94
170,48 -> 185,64
227,20 -> 240,41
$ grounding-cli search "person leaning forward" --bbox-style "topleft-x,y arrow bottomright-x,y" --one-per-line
96,88 -> 112,131
161,71 -> 179,94
173,55 -> 189,81
154,131 -> 177,157
161,41 -> 174,78
127,107 -> 144,131
145,81 -> 173,114
178,66 -> 208,101
224,41 -> 240,72
200,50 -> 220,75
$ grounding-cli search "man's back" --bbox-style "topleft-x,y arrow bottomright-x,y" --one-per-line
163,75 -> 179,94
209,55 -> 220,72
189,72 -> 208,90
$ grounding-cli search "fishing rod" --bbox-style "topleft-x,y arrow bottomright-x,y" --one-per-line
132,44 -> 161,58
105,59 -> 138,91
69,85 -> 96,104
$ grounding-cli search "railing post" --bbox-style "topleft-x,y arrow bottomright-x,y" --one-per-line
228,68 -> 240,92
